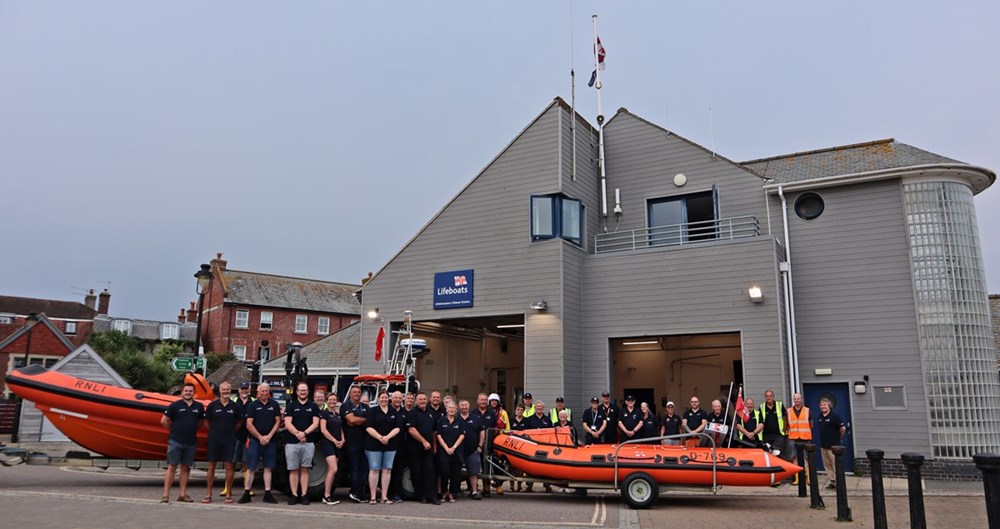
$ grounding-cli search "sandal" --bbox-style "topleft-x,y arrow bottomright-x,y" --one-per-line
224,496 -> 234,504
382,498 -> 393,505
201,497 -> 212,504
159,495 -> 169,504
369,499 -> 376,505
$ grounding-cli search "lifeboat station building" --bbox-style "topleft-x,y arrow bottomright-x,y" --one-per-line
358,97 -> 1000,471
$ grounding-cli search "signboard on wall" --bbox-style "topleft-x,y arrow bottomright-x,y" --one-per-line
433,269 -> 474,309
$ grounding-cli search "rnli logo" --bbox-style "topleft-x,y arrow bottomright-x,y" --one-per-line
454,275 -> 467,286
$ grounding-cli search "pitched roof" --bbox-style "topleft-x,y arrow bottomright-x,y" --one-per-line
262,321 -> 360,374
207,360 -> 252,388
51,344 -> 132,388
222,269 -> 361,315
0,295 -> 97,320
93,315 -> 197,341
0,313 -> 75,352
740,139 -> 963,184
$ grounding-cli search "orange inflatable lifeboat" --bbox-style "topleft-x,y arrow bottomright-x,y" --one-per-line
5,365 -> 215,460
491,427 -> 801,507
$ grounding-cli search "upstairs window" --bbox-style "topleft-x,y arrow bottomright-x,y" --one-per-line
233,345 -> 247,361
235,310 -> 249,329
260,311 -> 273,331
295,315 -> 308,334
160,323 -> 179,340
112,319 -> 132,335
647,189 -> 718,247
65,321 -> 78,335
318,317 -> 330,335
0,314 -> 13,324
531,194 -> 584,246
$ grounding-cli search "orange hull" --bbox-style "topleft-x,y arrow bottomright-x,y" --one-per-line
493,428 -> 801,487
5,366 -> 211,460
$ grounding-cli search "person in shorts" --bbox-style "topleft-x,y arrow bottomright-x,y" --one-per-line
160,382 -> 205,503
319,392 -> 345,505
364,389 -> 402,504
284,381 -> 321,505
239,383 -> 282,504
204,381 -> 239,503
458,399 -> 485,499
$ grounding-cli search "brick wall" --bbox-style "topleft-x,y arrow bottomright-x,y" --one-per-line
990,294 -> 1000,360
854,456 -> 983,481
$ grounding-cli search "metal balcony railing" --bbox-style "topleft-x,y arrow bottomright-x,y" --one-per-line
594,216 -> 760,254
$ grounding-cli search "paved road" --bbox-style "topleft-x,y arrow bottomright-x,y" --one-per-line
0,463 -> 990,528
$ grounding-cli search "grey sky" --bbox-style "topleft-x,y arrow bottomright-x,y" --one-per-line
2,1 -> 998,321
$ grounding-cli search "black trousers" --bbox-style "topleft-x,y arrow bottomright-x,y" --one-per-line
409,444 -> 436,501
389,442 -> 410,498
437,455 -> 461,496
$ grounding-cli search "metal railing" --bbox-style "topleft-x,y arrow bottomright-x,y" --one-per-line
594,216 -> 760,254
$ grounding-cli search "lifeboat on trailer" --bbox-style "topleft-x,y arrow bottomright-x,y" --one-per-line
5,365 -> 215,460
491,427 -> 801,507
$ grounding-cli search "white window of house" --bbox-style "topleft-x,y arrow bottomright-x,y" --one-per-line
318,317 -> 330,335
160,323 -> 179,340
233,345 -> 247,361
260,311 -> 273,331
112,319 -> 132,335
295,315 -> 308,333
65,321 -> 78,335
235,310 -> 249,329
0,314 -> 13,324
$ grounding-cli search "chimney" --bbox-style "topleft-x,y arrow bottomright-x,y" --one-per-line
211,252 -> 228,272
361,272 -> 374,286
177,309 -> 187,323
84,289 -> 97,310
186,301 -> 197,323
97,289 -> 111,315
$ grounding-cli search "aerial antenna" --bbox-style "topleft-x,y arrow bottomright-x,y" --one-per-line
592,14 -> 608,231
708,107 -> 717,160
569,0 -> 577,181
97,280 -> 111,292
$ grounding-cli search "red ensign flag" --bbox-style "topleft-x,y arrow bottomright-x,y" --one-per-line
735,386 -> 750,422
375,326 -> 386,361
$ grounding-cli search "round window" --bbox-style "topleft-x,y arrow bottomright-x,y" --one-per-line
794,193 -> 825,220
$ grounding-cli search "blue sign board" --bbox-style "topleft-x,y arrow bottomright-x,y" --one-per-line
434,269 -> 474,309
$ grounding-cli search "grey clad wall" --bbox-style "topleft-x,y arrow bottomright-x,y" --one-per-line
777,180 -> 931,457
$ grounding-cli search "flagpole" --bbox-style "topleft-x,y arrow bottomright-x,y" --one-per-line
593,14 -> 608,231
724,381 -> 734,448
569,0 -> 576,181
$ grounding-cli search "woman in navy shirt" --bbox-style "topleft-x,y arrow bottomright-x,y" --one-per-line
436,402 -> 465,502
364,390 -> 401,504
319,393 -> 345,505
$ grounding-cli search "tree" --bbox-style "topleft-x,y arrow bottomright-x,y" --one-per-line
89,331 -> 180,392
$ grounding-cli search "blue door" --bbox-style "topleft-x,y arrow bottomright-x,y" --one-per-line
802,382 -> 854,472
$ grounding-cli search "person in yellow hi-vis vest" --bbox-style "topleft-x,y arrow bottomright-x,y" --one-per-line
786,392 -> 813,484
758,390 -> 788,459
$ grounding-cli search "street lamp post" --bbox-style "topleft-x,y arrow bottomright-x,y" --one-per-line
21,312 -> 40,367
194,263 -> 214,376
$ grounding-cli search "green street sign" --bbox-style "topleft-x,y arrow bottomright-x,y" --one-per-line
170,357 -> 205,372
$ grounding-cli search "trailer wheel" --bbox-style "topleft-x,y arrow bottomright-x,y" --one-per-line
621,472 -> 658,509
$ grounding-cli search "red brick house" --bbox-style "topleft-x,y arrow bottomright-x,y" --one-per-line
194,254 -> 361,362
0,313 -> 76,397
0,290 -> 107,349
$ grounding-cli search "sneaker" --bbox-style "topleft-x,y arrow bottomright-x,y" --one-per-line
322,496 -> 340,505
348,492 -> 363,504
288,495 -> 300,505
237,491 -> 252,504
300,496 -> 310,506
391,496 -> 403,503
471,492 -> 482,500
827,482 -> 837,489
263,491 -> 278,504
482,490 -> 490,498
159,495 -> 169,504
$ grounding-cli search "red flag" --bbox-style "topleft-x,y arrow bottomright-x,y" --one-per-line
735,386 -> 750,422
375,326 -> 386,361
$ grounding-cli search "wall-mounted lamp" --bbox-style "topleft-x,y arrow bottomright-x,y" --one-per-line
367,308 -> 379,319
748,286 -> 764,303
854,375 -> 869,395
530,300 -> 548,311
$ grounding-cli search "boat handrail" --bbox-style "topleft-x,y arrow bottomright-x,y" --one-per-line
613,432 -> 718,493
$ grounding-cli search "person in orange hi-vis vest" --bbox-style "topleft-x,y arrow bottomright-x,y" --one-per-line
786,392 -> 813,484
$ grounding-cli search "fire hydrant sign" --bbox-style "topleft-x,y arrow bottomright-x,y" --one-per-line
433,270 -> 474,309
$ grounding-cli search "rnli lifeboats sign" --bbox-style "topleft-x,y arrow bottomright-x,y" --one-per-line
434,270 -> 474,309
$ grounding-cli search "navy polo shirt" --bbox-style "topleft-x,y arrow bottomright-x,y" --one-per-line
206,399 -> 239,445
284,399 -> 321,443
320,409 -> 343,443
510,416 -> 529,431
460,413 -> 485,455
436,416 -> 466,458
683,408 -> 708,432
662,414 -> 681,436
340,400 -> 369,448
164,399 -> 205,445
816,412 -> 845,449
639,413 -> 660,438
619,405 -> 641,432
582,407 -> 606,432
364,405 -> 402,452
406,406 -> 437,449
526,413 -> 552,429
233,397 -> 253,441
246,398 -> 282,439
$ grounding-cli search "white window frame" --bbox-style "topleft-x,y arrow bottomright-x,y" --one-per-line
112,319 -> 132,335
235,310 -> 249,329
65,321 -> 78,335
160,323 -> 179,340
0,313 -> 13,324
260,311 -> 273,331
295,314 -> 308,334
318,317 -> 330,335
233,345 -> 247,361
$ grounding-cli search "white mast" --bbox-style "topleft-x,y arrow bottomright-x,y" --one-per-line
593,14 -> 608,230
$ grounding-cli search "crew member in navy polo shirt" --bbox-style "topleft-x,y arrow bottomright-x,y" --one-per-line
319,392 -> 344,505
599,391 -> 618,443
203,381 -> 239,504
341,385 -> 369,503
239,383 -> 282,504
581,397 -> 607,445
284,381 -> 321,505
388,391 -> 409,503
638,402 -> 660,440
406,391 -> 439,505
458,399 -> 485,499
660,401 -> 682,445
682,396 -> 709,445
816,397 -> 846,489
618,395 -> 642,440
436,401 -> 465,503
232,381 -> 253,478
160,382 -> 205,503
526,401 -> 553,429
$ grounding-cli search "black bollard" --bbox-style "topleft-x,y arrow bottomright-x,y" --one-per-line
797,441 -> 807,498
805,443 -> 825,509
867,449 -> 888,529
832,445 -> 852,522
901,453 -> 926,529
973,453 -> 1000,529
